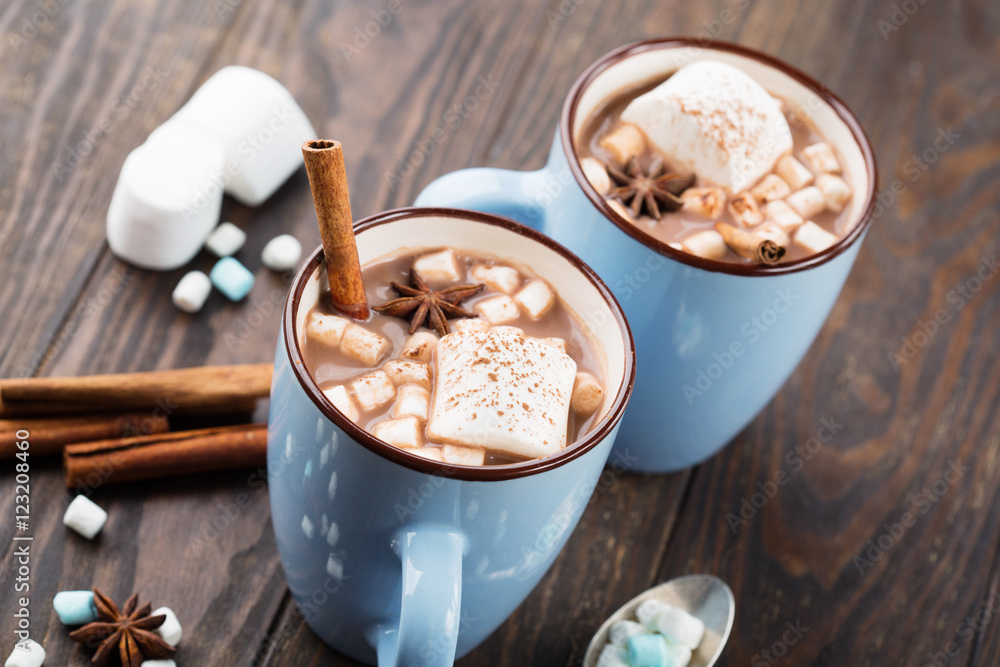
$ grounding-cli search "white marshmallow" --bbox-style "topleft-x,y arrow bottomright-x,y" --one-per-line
4,640 -> 45,667
372,416 -> 422,449
171,271 -> 212,314
164,66 -> 316,206
655,605 -> 705,650
539,337 -> 566,353
750,173 -> 791,203
393,384 -> 431,422
681,230 -> 727,259
680,187 -> 726,219
599,122 -> 646,165
450,317 -> 490,333
323,385 -> 359,423
152,607 -> 183,646
571,372 -> 604,416
609,619 -> 647,648
350,370 -> 396,411
427,329 -> 576,458
727,191 -> 763,227
802,142 -> 841,174
400,331 -> 438,362
474,294 -> 521,325
596,644 -> 629,667
513,280 -> 555,320
580,156 -> 612,195
786,186 -> 827,219
63,495 -> 108,539
141,661 -> 177,667
775,154 -> 814,190
606,198 -> 634,222
470,264 -> 521,294
764,199 -> 805,232
106,123 -> 225,271
261,234 -> 302,271
204,221 -> 246,257
341,324 -> 390,367
382,359 -> 432,391
621,60 -> 792,192
413,248 -> 462,284
794,221 -> 839,255
441,444 -> 486,466
411,446 -> 443,461
816,173 -> 852,212
307,312 -> 350,348
635,598 -> 665,629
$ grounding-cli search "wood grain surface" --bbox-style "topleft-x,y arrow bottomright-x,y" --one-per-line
1,0 -> 998,665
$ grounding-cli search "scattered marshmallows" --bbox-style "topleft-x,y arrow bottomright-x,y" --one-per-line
261,234 -> 302,271
4,639 -> 45,667
63,495 -> 108,539
597,599 -> 705,667
204,222 -> 247,257
171,270 -> 212,314
152,607 -> 183,646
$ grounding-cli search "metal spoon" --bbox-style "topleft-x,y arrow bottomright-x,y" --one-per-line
583,574 -> 735,667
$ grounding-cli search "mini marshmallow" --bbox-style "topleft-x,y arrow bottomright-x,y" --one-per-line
764,199 -> 804,232
635,598 -> 665,629
141,661 -> 177,667
571,372 -> 604,416
451,317 -> 489,333
655,605 -> 705,650
261,234 -> 302,271
750,173 -> 791,203
539,337 -> 566,353
786,186 -> 827,219
599,122 -> 646,165
802,142 -> 841,174
474,294 -> 521,325
205,221 -> 246,257
341,324 -> 390,367
4,640 -> 45,667
609,619 -> 647,648
53,590 -> 98,625
393,384 -> 431,422
411,446 -> 443,461
681,230 -> 727,260
580,156 -> 612,195
816,173 -> 852,212
513,280 -> 555,320
627,634 -> 672,667
441,444 -> 486,466
401,331 -> 438,362
794,221 -> 839,255
597,644 -> 630,667
152,607 -> 183,646
350,370 -> 396,411
775,154 -> 814,190
210,257 -> 255,302
680,187 -> 726,219
372,416 -> 422,449
171,270 -> 212,314
727,192 -> 763,227
606,199 -> 634,222
323,385 -> 359,423
307,312 -> 350,348
413,248 -> 462,284
383,359 -> 432,391
470,264 -> 521,294
63,495 -> 108,539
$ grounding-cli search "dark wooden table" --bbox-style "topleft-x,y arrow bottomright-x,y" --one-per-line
2,0 -> 999,664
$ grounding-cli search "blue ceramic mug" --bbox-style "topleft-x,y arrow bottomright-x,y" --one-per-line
268,208 -> 635,666
417,38 -> 877,472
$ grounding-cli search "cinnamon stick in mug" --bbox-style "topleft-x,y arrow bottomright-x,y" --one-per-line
715,222 -> 788,265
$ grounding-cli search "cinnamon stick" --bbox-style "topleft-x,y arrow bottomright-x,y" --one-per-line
64,423 -> 267,488
715,222 -> 788,265
1,413 -> 169,458
301,139 -> 370,320
0,364 -> 271,418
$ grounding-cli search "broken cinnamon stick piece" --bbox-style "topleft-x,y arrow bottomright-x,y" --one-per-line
301,139 -> 370,320
715,222 -> 788,265
1,413 -> 169,458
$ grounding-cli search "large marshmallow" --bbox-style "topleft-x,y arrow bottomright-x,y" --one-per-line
427,329 -> 577,458
621,60 -> 792,193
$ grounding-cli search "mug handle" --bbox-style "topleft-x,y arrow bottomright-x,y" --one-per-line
415,167 -> 553,232
372,524 -> 466,667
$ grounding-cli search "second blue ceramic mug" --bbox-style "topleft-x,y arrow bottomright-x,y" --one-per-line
417,38 -> 878,472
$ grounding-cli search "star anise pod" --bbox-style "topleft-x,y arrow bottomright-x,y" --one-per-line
373,268 -> 484,337
68,589 -> 176,667
607,156 -> 696,220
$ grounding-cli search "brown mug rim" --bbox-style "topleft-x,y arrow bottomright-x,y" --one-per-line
560,37 -> 879,276
283,207 -> 636,482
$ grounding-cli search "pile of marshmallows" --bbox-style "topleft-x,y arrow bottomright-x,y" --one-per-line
597,598 -> 705,667
105,66 -> 317,312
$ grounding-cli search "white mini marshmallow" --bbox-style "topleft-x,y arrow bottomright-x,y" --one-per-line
323,385 -> 359,423
413,249 -> 462,284
655,605 -> 705,650
681,187 -> 726,219
786,186 -> 827,219
606,199 -> 634,222
750,173 -> 791,203
63,495 -> 108,539
599,123 -> 646,165
681,230 -> 727,259
171,271 -> 212,314
382,359 -> 431,391
164,66 -> 316,206
141,661 -> 177,667
775,154 -> 814,191
580,156 -> 612,195
635,598 -> 665,629
152,607 -> 183,646
427,329 -> 576,458
794,221 -> 839,255
764,199 -> 805,232
341,324 -> 390,367
727,191 -> 763,227
470,264 -> 521,294
596,644 -> 629,667
372,416 -> 422,449
4,640 -> 45,667
411,447 -> 443,461
400,331 -> 438,362
261,234 -> 302,271
307,312 -> 350,348
513,280 -> 555,320
451,317 -> 490,333
474,294 -> 521,325
204,221 -> 246,257
571,372 -> 604,416
621,60 -> 792,192
350,370 -> 396,411
816,173 -> 852,213
609,619 -> 647,648
441,444 -> 486,466
802,142 -> 841,174
393,384 -> 431,422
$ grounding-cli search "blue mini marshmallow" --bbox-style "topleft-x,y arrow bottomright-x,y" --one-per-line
628,633 -> 670,667
53,590 -> 98,625
210,257 -> 255,301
